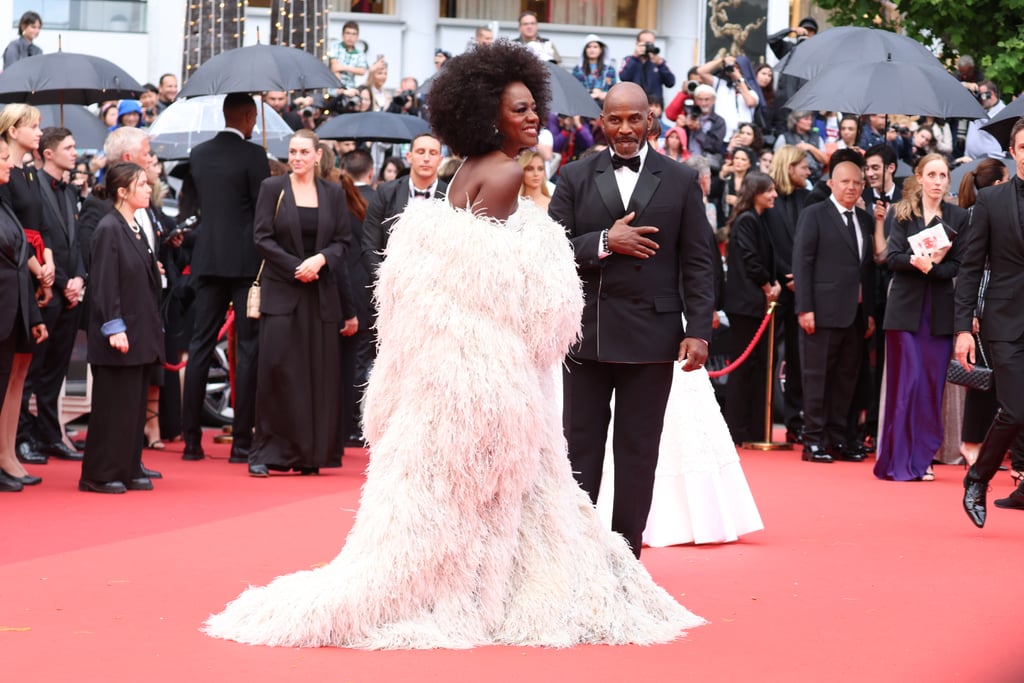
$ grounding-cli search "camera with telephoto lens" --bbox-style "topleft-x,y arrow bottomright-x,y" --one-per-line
325,92 -> 362,114
684,98 -> 701,119
686,79 -> 700,94
644,41 -> 660,56
301,106 -> 316,118
392,89 -> 417,108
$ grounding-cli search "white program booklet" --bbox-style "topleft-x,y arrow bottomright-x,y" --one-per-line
907,224 -> 950,257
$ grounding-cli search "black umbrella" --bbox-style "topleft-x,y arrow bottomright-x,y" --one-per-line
775,26 -> 940,80
178,44 -> 340,97
544,62 -> 601,118
316,111 -> 430,144
37,104 -> 109,150
785,58 -> 986,119
980,101 -> 1024,151
0,51 -> 142,106
950,154 -> 1015,190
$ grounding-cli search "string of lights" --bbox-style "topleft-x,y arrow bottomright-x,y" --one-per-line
270,0 -> 329,58
182,0 -> 244,81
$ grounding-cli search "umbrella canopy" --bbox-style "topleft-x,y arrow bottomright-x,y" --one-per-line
785,59 -> 986,119
148,95 -> 293,160
37,104 -> 109,151
980,100 -> 1024,151
544,62 -> 601,118
0,51 -> 142,105
178,44 -> 340,97
316,111 -> 430,144
775,26 -> 940,80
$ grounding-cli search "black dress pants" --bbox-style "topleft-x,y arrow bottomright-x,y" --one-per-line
82,364 -> 148,483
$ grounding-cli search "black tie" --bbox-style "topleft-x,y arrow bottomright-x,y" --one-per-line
413,189 -> 430,198
844,210 -> 858,252
611,155 -> 641,173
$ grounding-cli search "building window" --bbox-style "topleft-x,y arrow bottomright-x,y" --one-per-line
13,0 -> 147,33
249,0 -> 394,12
440,0 -> 656,27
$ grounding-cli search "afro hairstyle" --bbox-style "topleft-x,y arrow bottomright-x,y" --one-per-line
428,40 -> 551,158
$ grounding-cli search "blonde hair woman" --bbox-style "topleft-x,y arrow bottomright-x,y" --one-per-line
518,150 -> 550,209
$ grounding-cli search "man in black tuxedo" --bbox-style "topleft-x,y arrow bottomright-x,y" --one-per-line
793,158 -> 875,463
955,118 -> 1024,525
550,82 -> 715,557
180,93 -> 270,462
17,127 -> 86,462
360,133 -> 445,278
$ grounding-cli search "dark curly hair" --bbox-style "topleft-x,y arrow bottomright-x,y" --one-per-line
428,40 -> 550,158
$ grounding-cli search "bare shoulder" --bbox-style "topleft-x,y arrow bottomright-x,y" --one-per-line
448,153 -> 523,219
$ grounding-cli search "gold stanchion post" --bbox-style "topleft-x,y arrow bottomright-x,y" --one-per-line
742,300 -> 792,451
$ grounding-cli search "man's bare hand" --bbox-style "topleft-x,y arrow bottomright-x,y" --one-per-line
798,311 -> 815,334
607,212 -> 659,259
679,337 -> 709,371
955,331 -> 976,369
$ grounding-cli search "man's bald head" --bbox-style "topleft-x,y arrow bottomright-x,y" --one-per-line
603,82 -> 649,114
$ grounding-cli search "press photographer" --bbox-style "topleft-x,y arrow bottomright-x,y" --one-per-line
619,29 -> 676,105
386,76 -> 425,119
695,53 -> 760,143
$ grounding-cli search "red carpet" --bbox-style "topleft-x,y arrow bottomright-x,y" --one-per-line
3,432 -> 1023,682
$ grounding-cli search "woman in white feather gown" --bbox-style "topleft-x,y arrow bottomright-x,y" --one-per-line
203,41 -> 703,650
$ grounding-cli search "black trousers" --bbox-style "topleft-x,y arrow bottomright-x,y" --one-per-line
724,312 -> 769,444
563,358 -> 673,558
799,318 -> 864,449
17,299 -> 81,444
970,336 -> 1024,482
181,276 -> 259,448
82,364 -> 148,483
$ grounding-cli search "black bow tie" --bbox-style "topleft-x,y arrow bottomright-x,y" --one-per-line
413,189 -> 431,198
611,154 -> 641,173
50,178 -> 67,192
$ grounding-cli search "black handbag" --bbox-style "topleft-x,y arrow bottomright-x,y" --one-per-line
946,335 -> 993,392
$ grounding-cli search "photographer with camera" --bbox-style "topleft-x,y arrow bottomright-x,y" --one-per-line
386,77 -> 424,120
666,83 -> 726,169
619,30 -> 675,105
695,53 -> 760,143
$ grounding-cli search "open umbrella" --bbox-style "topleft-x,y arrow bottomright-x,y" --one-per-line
775,26 -> 940,80
148,95 -> 293,160
0,51 -> 142,106
980,101 -> 1024,151
37,105 -> 109,150
543,62 -> 601,118
316,111 -> 430,143
785,58 -> 986,119
178,44 -> 340,98
950,154 -> 1015,190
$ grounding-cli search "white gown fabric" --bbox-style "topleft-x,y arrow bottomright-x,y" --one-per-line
204,200 -> 704,649
596,365 -> 764,547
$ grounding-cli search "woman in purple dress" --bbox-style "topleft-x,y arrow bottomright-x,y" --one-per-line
874,153 -> 968,481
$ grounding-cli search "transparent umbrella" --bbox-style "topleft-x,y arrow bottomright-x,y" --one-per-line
148,95 -> 293,160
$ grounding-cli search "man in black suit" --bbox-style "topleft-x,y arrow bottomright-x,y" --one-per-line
955,118 -> 1024,525
360,133 -> 445,278
793,158 -> 875,463
180,93 -> 270,462
15,127 -> 86,462
550,82 -> 715,557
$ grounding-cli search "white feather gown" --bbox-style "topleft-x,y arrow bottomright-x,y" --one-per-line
203,200 -> 705,649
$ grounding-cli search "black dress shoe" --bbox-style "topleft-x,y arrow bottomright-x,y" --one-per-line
228,445 -> 250,464
801,444 -> 834,463
831,443 -> 868,462
139,462 -> 163,479
37,441 -> 84,461
785,429 -> 803,444
182,444 -> 205,461
248,463 -> 269,477
296,467 -> 319,475
963,477 -> 988,528
0,470 -> 24,492
78,479 -> 127,494
994,480 -> 1024,510
125,477 -> 154,491
1,468 -> 41,486
16,441 -> 47,465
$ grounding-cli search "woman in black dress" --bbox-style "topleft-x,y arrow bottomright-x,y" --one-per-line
723,171 -> 781,444
82,162 -> 165,493
248,130 -> 350,477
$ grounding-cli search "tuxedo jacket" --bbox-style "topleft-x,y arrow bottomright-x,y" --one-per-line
361,177 -> 447,278
253,175 -> 350,323
186,131 -> 271,279
87,210 -> 164,367
955,180 -> 1024,341
38,170 -> 85,299
884,203 -> 967,336
793,200 -> 875,328
549,149 -> 715,362
724,209 -> 776,318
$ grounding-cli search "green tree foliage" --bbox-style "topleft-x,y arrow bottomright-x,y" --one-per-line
812,0 -> 1024,95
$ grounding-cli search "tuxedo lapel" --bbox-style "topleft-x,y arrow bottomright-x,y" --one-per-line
593,154 -> 626,218
626,154 -> 662,217
38,176 -> 69,241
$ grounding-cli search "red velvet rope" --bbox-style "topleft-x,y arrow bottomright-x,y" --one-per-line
707,303 -> 776,379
